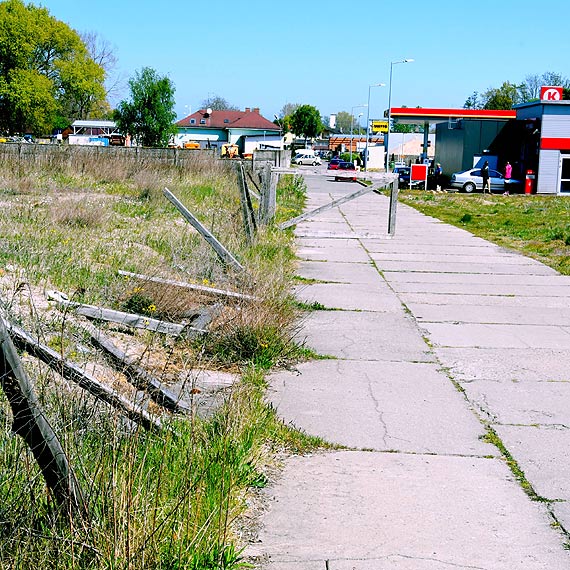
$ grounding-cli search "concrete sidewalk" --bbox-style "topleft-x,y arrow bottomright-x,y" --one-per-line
248,175 -> 570,569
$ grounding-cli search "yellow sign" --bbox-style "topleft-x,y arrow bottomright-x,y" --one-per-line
371,120 -> 389,133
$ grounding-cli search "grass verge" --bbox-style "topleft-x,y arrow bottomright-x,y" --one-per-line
0,156 -> 323,569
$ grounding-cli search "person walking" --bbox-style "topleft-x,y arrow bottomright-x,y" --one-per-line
482,161 -> 491,194
503,161 -> 512,195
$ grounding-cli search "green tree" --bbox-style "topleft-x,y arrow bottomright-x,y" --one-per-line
290,104 -> 323,142
201,94 -> 238,110
335,111 -> 364,134
0,0 -> 107,134
114,67 -> 177,147
482,81 -> 522,110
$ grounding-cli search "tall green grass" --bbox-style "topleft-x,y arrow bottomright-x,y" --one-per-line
0,156 -> 315,569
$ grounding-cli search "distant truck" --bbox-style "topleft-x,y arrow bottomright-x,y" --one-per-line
221,144 -> 239,159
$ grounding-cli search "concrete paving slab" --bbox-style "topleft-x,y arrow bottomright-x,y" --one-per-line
552,502 -> 570,533
386,271 -> 565,284
391,281 -> 570,297
253,451 -> 569,569
366,251 -> 544,265
294,283 -> 402,312
377,261 -> 557,275
361,241 -> 517,255
495,425 -> 570,500
422,322 -> 570,349
408,303 -> 570,326
268,360 -> 492,455
302,310 -> 434,362
435,347 -> 570,383
296,245 -> 371,263
296,260 -> 380,284
398,293 -> 570,308
463,379 -> 570,425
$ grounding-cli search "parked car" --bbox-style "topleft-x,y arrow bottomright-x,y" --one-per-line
393,166 -> 424,188
327,158 -> 343,170
450,168 -> 521,193
333,161 -> 357,181
294,154 -> 322,166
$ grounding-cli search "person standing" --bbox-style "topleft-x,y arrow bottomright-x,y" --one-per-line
435,163 -> 443,192
503,161 -> 512,195
481,160 -> 491,194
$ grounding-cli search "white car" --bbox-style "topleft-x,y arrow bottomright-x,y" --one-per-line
450,168 -> 521,193
294,154 -> 322,166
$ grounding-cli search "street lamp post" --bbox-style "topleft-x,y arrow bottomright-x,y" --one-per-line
364,83 -> 385,171
350,104 -> 367,163
386,58 -> 414,171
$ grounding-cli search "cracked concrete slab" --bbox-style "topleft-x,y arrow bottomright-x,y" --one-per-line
551,502 -> 570,533
297,260 -> 381,284
296,245 -> 373,263
294,283 -> 402,312
376,261 -> 558,275
462,379 -> 570,425
253,451 -> 570,569
495,425 -> 570,500
398,293 -> 570,309
366,251 -> 546,265
385,272 -> 565,284
391,281 -> 570,296
435,348 -> 570,383
407,303 -> 570,326
301,310 -> 434,362
268,360 -> 493,455
420,322 -> 570,349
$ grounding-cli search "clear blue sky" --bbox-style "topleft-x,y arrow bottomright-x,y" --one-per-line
38,0 -> 570,124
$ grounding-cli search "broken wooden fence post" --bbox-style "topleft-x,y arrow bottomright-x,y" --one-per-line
7,322 -> 162,432
258,161 -> 278,225
388,177 -> 399,237
163,187 -> 244,273
236,161 -> 256,242
0,315 -> 87,521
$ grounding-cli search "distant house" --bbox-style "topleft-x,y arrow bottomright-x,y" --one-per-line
67,120 -> 124,146
174,108 -> 282,154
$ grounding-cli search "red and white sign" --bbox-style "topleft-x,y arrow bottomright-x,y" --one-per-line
410,164 -> 428,190
541,86 -> 563,101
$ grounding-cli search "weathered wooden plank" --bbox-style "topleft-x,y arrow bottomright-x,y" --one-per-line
49,291 -> 206,337
7,322 -> 162,432
0,316 -> 87,520
236,162 -> 256,242
278,182 -> 382,230
246,169 -> 261,200
117,270 -> 259,302
78,321 -> 191,414
259,162 -> 278,225
163,187 -> 244,273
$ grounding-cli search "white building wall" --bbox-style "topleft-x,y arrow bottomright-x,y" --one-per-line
542,114 -> 570,138
537,149 -> 559,194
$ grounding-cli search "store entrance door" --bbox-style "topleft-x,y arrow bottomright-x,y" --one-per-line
559,153 -> 570,194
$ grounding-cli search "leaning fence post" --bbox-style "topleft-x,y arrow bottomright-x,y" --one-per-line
0,315 -> 87,521
236,161 -> 256,241
259,161 -> 277,225
387,177 -> 399,237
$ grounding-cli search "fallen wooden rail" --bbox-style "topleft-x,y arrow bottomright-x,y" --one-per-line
8,322 -> 162,432
278,182 -> 382,230
118,270 -> 259,302
48,291 -> 206,337
163,188 -> 244,273
79,321 -> 191,415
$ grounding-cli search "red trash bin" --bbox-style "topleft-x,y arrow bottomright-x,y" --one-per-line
525,170 -> 536,194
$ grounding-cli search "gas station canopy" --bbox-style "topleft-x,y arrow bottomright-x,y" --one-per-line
390,107 -> 517,125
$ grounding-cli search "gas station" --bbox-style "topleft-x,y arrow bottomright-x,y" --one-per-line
388,87 -> 570,194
